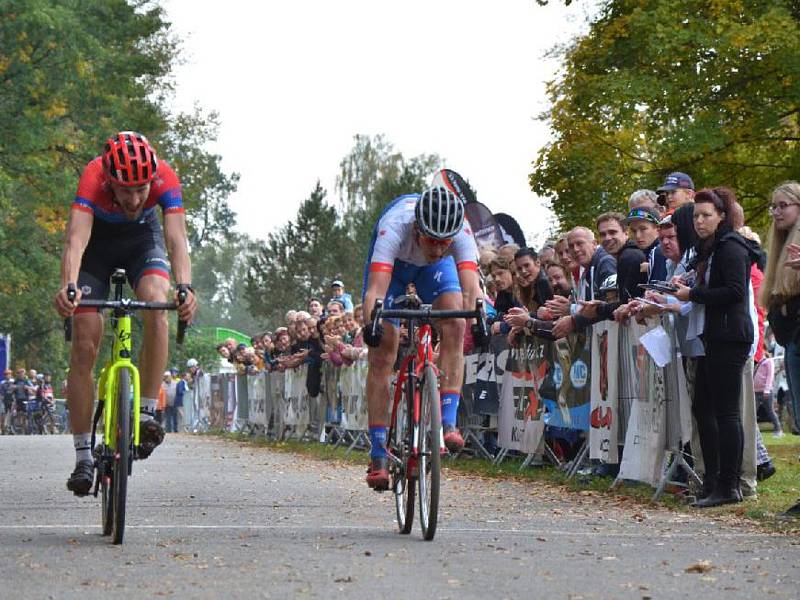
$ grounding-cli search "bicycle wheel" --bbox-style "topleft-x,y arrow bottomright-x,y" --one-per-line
390,387 -> 414,534
111,369 -> 131,545
417,364 -> 441,541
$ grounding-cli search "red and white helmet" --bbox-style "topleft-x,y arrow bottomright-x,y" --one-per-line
102,131 -> 158,187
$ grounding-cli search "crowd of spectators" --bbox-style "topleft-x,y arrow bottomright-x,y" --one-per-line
0,368 -> 56,433
211,174 -> 800,513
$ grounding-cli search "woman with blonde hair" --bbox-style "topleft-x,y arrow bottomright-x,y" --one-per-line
759,182 -> 800,436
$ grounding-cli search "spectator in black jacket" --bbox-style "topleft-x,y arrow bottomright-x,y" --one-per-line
593,212 -> 647,321
674,187 -> 754,508
513,247 -> 553,313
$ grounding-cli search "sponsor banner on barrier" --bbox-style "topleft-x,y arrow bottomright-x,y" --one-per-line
340,360 -> 369,431
590,321 -> 620,464
462,334 -> 507,415
284,364 -> 311,433
248,373 -> 269,427
209,375 -> 226,430
541,332 -> 591,431
498,340 -> 546,453
618,321 -> 667,486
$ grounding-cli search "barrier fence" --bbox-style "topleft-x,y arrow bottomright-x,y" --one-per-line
186,314 -> 759,498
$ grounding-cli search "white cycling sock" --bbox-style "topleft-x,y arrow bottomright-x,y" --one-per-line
73,433 -> 92,464
140,397 -> 157,422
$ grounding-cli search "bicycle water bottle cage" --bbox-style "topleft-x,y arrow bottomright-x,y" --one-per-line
111,269 -> 127,285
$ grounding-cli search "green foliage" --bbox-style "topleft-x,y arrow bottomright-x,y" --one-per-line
0,0 -> 238,373
531,0 -> 800,231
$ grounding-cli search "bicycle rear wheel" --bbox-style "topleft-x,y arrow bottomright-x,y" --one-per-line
390,386 -> 414,534
111,369 -> 131,545
418,364 -> 441,541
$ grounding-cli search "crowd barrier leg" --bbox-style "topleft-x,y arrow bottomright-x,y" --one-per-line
461,428 -> 494,461
345,431 -> 369,454
565,440 -> 590,480
651,449 -> 702,501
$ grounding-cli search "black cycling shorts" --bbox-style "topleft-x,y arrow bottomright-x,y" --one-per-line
76,218 -> 170,311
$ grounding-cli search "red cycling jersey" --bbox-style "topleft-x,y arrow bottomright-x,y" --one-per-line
72,157 -> 184,224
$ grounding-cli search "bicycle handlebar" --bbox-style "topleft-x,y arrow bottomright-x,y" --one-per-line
63,291 -> 188,344
370,297 -> 489,340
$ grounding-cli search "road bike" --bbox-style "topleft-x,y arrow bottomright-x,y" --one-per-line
64,269 -> 187,544
370,294 -> 487,541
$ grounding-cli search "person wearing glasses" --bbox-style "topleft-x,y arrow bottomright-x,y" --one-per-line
758,181 -> 800,516
360,186 -> 482,490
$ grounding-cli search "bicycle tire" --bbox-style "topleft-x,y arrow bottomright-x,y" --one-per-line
111,369 -> 131,545
418,364 -> 441,541
391,389 -> 414,534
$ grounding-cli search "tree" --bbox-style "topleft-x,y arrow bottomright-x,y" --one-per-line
531,0 -> 800,230
245,182 -> 349,326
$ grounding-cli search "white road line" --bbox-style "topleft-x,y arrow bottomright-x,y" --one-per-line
0,524 -> 780,538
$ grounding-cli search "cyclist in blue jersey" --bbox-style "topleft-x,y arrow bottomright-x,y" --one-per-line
361,186 -> 483,490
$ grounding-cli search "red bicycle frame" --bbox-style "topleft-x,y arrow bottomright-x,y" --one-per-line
389,323 -> 442,458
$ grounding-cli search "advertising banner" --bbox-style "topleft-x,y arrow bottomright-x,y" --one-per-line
541,332 -> 592,431
497,341 -> 547,453
340,360 -> 369,431
590,321 -> 620,464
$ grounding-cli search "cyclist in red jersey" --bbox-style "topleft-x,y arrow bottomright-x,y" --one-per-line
54,132 -> 197,496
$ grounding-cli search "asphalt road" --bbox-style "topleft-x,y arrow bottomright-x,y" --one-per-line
1,434 -> 798,599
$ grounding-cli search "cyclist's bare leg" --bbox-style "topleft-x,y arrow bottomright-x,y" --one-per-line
67,312 -> 104,434
432,292 -> 466,392
365,322 -> 399,488
135,274 -> 170,400
433,291 -> 466,450
66,311 -> 103,493
366,322 -> 400,427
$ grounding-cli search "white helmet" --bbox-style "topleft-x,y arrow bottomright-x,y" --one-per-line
415,186 -> 465,240
186,358 -> 198,368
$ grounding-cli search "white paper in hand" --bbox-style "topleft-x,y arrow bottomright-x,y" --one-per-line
639,325 -> 672,367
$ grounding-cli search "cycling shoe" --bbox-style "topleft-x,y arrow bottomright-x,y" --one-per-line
137,418 -> 165,459
66,460 -> 95,496
366,457 -> 390,491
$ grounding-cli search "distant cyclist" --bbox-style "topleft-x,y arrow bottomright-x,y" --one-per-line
54,132 -> 197,496
361,186 -> 483,490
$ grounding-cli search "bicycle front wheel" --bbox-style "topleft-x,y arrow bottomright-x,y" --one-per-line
418,364 -> 441,541
111,369 -> 132,545
390,386 -> 414,534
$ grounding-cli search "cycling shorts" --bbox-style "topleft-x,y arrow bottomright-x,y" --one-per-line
366,256 -> 462,326
76,218 -> 170,312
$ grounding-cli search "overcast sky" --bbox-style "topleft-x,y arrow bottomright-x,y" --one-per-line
162,0 -> 590,246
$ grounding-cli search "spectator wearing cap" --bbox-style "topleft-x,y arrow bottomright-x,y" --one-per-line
657,171 -> 695,213
329,280 -> 354,313
625,206 -> 668,284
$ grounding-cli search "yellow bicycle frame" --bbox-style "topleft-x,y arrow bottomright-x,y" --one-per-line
96,312 -> 141,449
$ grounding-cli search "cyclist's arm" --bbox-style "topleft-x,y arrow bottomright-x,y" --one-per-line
163,211 -> 192,286
163,211 -> 198,322
364,270 -> 392,324
457,266 -> 482,319
55,209 -> 94,315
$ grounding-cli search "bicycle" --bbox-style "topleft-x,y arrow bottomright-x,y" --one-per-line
64,269 -> 187,544
370,294 -> 487,541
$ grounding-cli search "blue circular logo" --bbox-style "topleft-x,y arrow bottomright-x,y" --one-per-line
552,363 -> 563,389
570,360 -> 588,389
